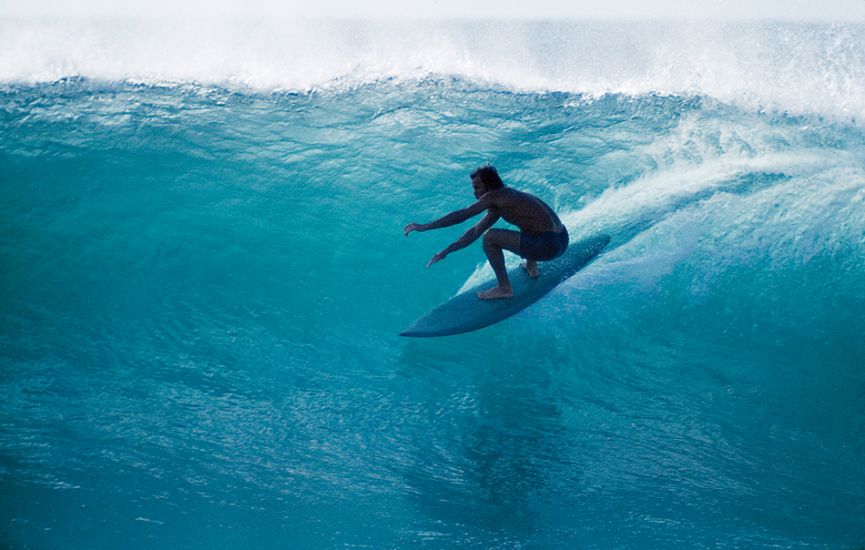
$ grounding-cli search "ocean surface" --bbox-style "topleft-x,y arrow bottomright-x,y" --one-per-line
1,18 -> 864,549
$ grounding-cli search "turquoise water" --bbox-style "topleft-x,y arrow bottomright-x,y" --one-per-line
2,19 -> 865,549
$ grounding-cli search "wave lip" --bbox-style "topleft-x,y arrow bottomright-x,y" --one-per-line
3,18 -> 865,120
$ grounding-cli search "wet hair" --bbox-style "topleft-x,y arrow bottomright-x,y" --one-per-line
470,165 -> 504,190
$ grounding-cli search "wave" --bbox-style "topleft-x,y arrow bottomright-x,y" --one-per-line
455,94 -> 865,293
3,18 -> 865,120
3,30 -> 865,548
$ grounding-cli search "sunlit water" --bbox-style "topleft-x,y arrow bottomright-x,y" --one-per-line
2,19 -> 864,549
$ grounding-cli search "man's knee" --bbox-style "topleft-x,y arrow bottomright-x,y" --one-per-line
484,229 -> 522,254
482,229 -> 501,250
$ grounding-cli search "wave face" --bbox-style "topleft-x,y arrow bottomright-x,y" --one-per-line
2,43 -> 865,549
3,19 -> 865,120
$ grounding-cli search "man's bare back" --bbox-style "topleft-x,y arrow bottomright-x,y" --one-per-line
484,187 -> 565,235
404,165 -> 569,300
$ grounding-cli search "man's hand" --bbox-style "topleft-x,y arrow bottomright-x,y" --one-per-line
426,251 -> 447,268
404,222 -> 425,237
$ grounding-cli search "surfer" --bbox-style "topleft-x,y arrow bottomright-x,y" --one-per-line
404,165 -> 569,300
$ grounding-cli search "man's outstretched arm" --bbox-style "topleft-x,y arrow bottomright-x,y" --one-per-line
425,212 -> 500,267
404,197 -> 489,236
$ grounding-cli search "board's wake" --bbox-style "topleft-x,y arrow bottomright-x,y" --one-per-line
400,233 -> 611,337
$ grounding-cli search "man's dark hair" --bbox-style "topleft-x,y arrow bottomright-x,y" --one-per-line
470,165 -> 504,190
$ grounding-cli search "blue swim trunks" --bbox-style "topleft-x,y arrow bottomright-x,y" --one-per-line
519,227 -> 569,261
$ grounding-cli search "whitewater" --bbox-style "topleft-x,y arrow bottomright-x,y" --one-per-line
1,18 -> 864,549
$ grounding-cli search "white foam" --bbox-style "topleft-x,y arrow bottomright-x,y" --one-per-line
3,18 -> 865,120
457,108 -> 864,293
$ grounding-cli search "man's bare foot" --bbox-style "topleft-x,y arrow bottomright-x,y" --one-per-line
477,286 -> 513,300
521,260 -> 539,278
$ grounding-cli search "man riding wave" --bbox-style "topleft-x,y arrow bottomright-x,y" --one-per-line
404,165 -> 569,300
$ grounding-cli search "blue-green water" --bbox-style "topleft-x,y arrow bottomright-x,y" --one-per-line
2,19 -> 865,549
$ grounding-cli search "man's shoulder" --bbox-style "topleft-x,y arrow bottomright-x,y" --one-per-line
489,187 -> 519,199
496,187 -> 536,203
480,187 -> 510,208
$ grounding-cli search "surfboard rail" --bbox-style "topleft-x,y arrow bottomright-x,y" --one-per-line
400,233 -> 611,337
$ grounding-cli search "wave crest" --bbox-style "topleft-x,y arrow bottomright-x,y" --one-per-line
3,19 -> 865,120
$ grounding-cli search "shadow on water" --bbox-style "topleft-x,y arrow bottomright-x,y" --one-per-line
392,332 -> 580,545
